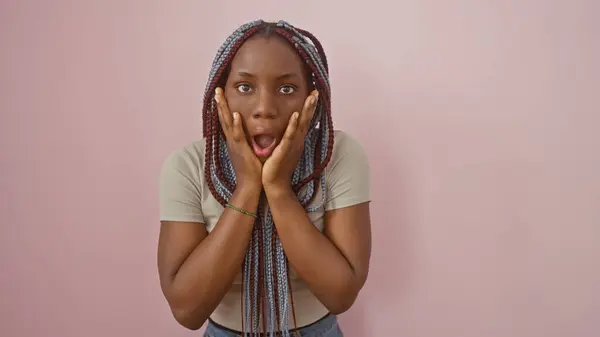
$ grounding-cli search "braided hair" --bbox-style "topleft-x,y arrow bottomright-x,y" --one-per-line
201,20 -> 334,336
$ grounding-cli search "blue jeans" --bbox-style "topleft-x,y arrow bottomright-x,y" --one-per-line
204,314 -> 343,337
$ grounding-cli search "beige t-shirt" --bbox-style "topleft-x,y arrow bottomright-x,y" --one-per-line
158,129 -> 371,330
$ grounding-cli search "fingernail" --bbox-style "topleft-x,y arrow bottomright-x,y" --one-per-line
294,112 -> 300,119
233,112 -> 238,119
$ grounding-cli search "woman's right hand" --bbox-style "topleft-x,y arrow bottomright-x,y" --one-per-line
214,87 -> 263,192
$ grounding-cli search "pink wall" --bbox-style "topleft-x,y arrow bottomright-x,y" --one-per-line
2,1 -> 599,336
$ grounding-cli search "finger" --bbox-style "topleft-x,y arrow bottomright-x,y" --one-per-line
299,90 -> 318,134
214,87 -> 233,133
282,111 -> 300,143
231,112 -> 245,142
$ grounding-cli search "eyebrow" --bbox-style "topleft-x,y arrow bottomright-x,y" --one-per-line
236,71 -> 300,80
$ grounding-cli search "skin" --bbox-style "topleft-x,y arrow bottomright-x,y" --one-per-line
157,35 -> 372,331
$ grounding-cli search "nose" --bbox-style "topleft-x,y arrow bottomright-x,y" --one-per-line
251,90 -> 278,119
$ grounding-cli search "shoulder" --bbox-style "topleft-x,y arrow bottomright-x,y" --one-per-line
161,139 -> 207,175
327,130 -> 370,172
158,139 -> 207,222
323,130 -> 371,210
159,139 -> 207,192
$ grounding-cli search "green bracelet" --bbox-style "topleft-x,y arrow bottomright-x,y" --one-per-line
226,203 -> 257,218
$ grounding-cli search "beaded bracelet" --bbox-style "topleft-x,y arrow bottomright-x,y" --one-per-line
226,203 -> 257,218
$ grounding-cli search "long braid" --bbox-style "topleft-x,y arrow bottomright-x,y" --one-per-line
201,20 -> 334,336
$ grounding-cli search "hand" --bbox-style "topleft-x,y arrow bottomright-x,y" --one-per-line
215,87 -> 263,192
262,90 -> 319,191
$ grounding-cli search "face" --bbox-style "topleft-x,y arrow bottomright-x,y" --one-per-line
223,35 -> 311,161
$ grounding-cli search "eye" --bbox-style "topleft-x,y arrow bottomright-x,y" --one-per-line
236,84 -> 252,93
279,85 -> 296,95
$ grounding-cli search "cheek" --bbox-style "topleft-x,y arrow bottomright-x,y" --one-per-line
223,93 -> 254,126
223,88 -> 243,112
283,96 -> 307,116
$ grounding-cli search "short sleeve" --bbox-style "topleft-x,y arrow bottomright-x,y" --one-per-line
324,132 -> 371,211
158,148 -> 205,223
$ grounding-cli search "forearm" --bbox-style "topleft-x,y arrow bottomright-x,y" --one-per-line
264,186 -> 359,313
169,186 -> 260,328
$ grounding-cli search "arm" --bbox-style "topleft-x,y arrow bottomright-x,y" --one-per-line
264,187 -> 371,314
156,149 -> 260,330
264,132 -> 372,314
158,186 -> 259,330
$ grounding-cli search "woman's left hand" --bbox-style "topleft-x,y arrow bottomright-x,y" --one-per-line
262,90 -> 319,192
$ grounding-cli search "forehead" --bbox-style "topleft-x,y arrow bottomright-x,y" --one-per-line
229,36 -> 305,75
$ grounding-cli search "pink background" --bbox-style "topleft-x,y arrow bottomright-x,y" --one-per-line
1,1 -> 599,336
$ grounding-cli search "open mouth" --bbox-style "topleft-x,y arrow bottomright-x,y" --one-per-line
250,134 -> 278,158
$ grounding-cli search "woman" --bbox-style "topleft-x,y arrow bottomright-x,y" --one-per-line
158,19 -> 371,337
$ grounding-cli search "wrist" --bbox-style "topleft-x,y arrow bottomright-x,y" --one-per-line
233,183 -> 262,204
263,183 -> 294,199
236,179 -> 261,193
